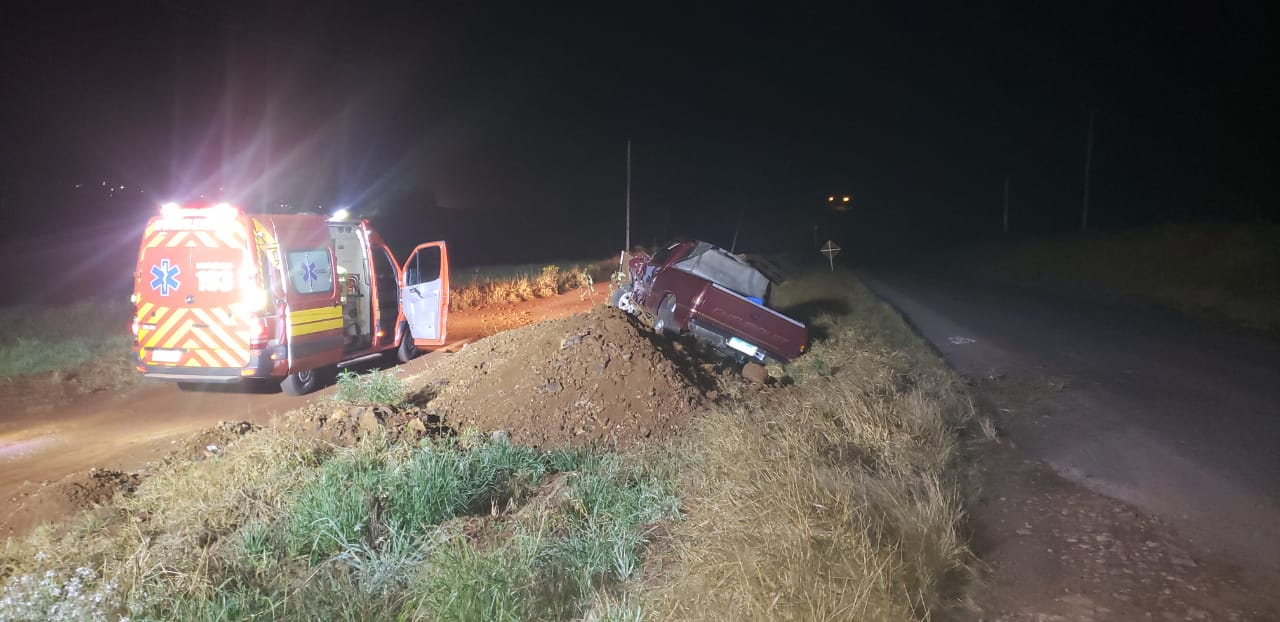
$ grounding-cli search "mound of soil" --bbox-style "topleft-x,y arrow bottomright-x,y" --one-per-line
421,306 -> 711,448
288,405 -> 447,447
174,420 -> 261,461
58,468 -> 142,508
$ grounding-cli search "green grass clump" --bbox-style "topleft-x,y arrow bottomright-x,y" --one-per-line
408,451 -> 680,620
332,368 -> 410,408
286,452 -> 385,560
286,438 -> 548,560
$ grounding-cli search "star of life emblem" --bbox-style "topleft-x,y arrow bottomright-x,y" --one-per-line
149,259 -> 181,296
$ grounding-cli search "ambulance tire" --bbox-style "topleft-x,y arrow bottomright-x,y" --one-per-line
281,368 -> 323,396
397,326 -> 419,363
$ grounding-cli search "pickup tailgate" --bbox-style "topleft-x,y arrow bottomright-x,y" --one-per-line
692,283 -> 808,361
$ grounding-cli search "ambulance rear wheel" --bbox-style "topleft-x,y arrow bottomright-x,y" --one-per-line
281,369 -> 321,396
397,327 -> 419,363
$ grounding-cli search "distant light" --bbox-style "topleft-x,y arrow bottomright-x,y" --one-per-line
841,196 -> 850,203
827,196 -> 834,202
330,207 -> 350,221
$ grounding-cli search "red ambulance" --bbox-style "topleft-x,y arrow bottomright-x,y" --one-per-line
131,202 -> 449,395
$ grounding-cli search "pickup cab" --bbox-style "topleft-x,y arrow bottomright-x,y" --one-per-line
613,240 -> 808,362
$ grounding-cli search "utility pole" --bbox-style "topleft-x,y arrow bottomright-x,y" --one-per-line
1002,176 -> 1010,233
730,210 -> 742,253
625,140 -> 631,253
1082,109 -> 1096,231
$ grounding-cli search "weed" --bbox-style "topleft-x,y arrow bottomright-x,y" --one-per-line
332,368 -> 409,408
534,265 -> 563,298
381,438 -> 546,536
287,452 -> 385,560
411,537 -> 531,622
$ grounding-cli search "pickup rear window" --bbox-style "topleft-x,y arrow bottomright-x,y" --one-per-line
650,242 -> 681,266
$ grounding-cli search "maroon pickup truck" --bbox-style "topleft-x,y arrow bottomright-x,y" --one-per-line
612,240 -> 808,362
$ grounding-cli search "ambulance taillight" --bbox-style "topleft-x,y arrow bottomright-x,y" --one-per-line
249,317 -> 269,349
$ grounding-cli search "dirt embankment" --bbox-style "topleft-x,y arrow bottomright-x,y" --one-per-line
7,304 -> 733,536
0,288 -> 609,538
288,307 -> 721,449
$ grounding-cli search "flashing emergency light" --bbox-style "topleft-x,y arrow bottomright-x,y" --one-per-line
160,202 -> 182,217
330,207 -> 350,222
208,202 -> 239,219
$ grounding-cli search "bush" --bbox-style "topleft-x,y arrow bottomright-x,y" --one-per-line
534,265 -> 563,298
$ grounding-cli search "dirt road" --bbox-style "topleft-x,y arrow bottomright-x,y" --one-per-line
0,286 -> 602,538
863,270 -> 1280,619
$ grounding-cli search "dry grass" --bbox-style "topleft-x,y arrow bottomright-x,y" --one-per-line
955,223 -> 1280,334
3,428 -> 328,591
450,263 -> 601,312
653,270 -> 979,621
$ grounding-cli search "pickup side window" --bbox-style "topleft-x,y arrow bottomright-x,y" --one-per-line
286,248 -> 335,295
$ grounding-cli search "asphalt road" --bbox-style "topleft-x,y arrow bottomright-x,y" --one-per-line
861,270 -> 1280,578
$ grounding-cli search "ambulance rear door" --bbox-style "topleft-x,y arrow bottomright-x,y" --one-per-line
134,215 -> 253,372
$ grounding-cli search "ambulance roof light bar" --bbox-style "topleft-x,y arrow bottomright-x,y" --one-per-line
158,201 -> 240,219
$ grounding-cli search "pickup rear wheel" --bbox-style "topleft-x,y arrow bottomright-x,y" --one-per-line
654,295 -> 677,335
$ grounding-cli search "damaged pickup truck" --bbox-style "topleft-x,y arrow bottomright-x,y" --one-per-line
611,240 -> 808,363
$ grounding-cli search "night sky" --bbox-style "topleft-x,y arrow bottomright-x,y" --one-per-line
2,2 -> 1276,302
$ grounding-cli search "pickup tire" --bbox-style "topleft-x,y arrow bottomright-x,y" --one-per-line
654,295 -> 677,335
610,284 -> 637,315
